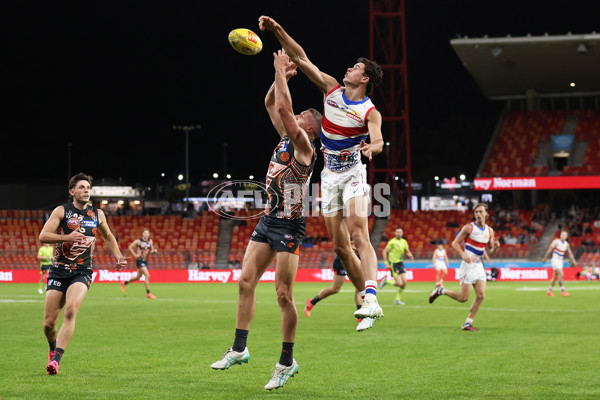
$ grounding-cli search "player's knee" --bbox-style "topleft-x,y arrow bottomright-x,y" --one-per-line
237,277 -> 254,294
64,309 -> 76,322
276,287 -> 293,307
457,295 -> 469,303
332,287 -> 341,294
476,293 -> 485,302
43,320 -> 55,332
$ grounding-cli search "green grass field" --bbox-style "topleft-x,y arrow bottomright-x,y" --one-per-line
1,280 -> 599,399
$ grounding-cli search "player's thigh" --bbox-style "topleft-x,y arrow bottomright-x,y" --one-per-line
345,196 -> 370,237
473,279 -> 486,297
324,211 -> 350,246
240,241 -> 276,284
459,282 -> 473,298
332,274 -> 346,290
396,273 -> 407,286
64,282 -> 89,315
275,252 -> 299,289
44,289 -> 65,324
140,266 -> 150,278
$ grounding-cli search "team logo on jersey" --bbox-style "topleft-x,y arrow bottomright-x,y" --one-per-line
284,234 -> 293,240
87,210 -> 96,219
66,217 -> 81,231
280,152 -> 290,162
327,99 -> 338,108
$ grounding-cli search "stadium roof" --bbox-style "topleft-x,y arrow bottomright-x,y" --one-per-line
450,32 -> 600,100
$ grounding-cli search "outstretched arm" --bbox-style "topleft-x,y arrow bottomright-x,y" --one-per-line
273,50 -> 314,163
259,15 -> 338,93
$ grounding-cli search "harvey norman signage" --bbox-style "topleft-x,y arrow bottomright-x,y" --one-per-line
474,176 -> 600,191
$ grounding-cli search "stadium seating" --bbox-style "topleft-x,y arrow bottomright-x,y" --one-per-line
482,110 -> 600,177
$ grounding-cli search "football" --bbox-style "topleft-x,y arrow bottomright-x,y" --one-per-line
228,28 -> 263,55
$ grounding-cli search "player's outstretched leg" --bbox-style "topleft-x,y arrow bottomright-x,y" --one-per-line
210,347 -> 250,370
264,359 -> 299,390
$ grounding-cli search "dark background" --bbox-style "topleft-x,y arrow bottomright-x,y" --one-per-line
3,1 -> 597,186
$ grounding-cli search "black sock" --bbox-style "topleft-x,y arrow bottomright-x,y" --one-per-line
49,340 -> 57,351
356,304 -> 362,311
232,329 -> 248,352
279,342 -> 294,366
124,281 -> 130,286
311,296 -> 320,305
52,347 -> 65,364
146,289 -> 150,294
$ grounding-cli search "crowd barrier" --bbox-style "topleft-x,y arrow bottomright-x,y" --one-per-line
0,266 -> 580,283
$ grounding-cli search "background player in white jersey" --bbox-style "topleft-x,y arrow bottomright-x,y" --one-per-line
541,230 -> 577,297
259,16 -> 385,325
432,241 -> 449,286
429,203 -> 500,331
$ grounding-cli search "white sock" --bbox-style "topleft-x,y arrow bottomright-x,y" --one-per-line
465,317 -> 474,325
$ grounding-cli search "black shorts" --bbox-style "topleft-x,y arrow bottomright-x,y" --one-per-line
40,264 -> 51,272
332,256 -> 347,276
250,215 -> 305,255
136,257 -> 149,269
47,269 -> 92,293
391,262 -> 406,276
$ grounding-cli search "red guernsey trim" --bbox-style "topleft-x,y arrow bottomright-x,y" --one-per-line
326,85 -> 342,97
465,237 -> 486,249
322,114 -> 370,138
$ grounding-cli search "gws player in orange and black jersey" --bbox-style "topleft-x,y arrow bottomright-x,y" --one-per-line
40,173 -> 127,375
260,16 -> 385,327
211,49 -> 321,391
121,228 -> 158,299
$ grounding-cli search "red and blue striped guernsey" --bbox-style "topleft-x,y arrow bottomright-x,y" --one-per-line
464,222 -> 490,260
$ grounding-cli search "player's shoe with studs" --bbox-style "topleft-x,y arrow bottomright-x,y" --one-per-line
354,298 -> 384,319
379,277 -> 387,289
264,359 -> 299,390
393,299 -> 405,305
561,292 -> 570,297
48,350 -> 55,363
146,293 -> 156,299
462,324 -> 479,331
46,360 -> 59,375
546,291 -> 555,297
304,299 -> 313,317
356,317 -> 375,332
429,285 -> 443,304
211,347 -> 250,370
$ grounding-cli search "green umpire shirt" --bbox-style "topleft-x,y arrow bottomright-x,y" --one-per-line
386,237 -> 409,263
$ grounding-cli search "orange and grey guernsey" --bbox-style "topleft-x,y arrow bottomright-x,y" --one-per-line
264,136 -> 316,220
52,202 -> 99,270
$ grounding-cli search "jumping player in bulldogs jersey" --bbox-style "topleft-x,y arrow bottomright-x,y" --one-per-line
39,173 -> 127,376
260,16 -> 385,332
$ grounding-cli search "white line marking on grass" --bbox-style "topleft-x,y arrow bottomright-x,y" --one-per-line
0,299 -> 43,303
516,286 -> 600,291
416,305 -> 599,313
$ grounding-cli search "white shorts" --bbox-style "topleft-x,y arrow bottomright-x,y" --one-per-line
458,260 -> 486,284
551,258 -> 564,271
320,163 -> 370,215
434,260 -> 448,271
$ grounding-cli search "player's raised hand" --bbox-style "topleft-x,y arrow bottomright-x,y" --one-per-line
273,49 -> 297,79
258,16 -> 277,31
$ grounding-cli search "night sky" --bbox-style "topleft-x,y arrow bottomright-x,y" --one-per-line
3,1 -> 597,186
